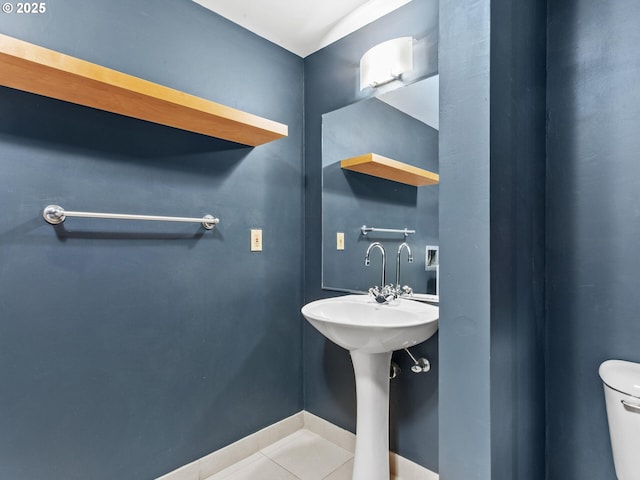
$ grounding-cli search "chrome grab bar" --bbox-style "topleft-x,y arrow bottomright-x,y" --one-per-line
621,400 -> 640,412
43,205 -> 219,230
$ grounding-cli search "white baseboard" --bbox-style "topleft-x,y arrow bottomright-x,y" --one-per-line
156,410 -> 438,480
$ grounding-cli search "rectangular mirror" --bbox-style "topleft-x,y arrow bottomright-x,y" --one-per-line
321,75 -> 439,300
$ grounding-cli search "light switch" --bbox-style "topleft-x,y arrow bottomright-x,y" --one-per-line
337,232 -> 345,250
251,229 -> 262,252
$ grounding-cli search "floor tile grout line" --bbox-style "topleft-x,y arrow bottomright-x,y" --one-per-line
205,452 -> 303,480
259,429 -> 354,480
261,452 -> 303,480
259,451 -> 304,480
320,456 -> 354,480
258,442 -> 309,480
260,428 -> 307,458
204,452 -> 265,480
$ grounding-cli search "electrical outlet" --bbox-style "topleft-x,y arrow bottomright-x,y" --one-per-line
337,232 -> 345,250
251,229 -> 262,252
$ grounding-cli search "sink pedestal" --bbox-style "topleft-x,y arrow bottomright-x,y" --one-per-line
301,295 -> 439,480
350,350 -> 393,480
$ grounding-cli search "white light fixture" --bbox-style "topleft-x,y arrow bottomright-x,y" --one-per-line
360,37 -> 413,90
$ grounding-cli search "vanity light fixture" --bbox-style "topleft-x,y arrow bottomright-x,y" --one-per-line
359,37 -> 413,90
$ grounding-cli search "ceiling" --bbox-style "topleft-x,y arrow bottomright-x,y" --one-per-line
192,0 -> 413,58
192,0 -> 439,130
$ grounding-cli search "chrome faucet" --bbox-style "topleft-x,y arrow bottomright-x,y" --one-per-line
365,242 -> 386,287
395,242 -> 414,297
365,242 -> 395,304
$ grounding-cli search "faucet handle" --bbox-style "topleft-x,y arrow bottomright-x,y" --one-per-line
368,285 -> 397,304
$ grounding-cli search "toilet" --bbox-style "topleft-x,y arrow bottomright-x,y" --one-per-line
599,360 -> 640,480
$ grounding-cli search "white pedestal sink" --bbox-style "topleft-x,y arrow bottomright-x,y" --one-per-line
301,294 -> 439,480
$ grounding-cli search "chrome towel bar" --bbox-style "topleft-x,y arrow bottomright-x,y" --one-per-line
42,205 -> 219,230
361,225 -> 415,237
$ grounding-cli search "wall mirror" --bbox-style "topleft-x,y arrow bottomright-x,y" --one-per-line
321,74 -> 439,300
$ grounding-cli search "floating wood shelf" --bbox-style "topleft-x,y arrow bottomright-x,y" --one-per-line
0,34 -> 288,146
340,153 -> 439,187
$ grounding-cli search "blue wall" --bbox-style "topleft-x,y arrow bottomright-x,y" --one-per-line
0,0 -> 596,478
489,0 -> 546,478
303,0 -> 440,471
438,0 -> 492,476
546,0 -> 640,478
0,1 -> 303,479
439,0 -> 546,478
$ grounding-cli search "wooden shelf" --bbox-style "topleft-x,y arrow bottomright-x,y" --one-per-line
0,34 -> 288,146
340,153 -> 439,187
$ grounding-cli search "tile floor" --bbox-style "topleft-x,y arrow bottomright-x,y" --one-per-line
203,429 -> 401,480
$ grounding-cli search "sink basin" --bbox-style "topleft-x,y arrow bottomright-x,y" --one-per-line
301,294 -> 439,480
301,294 -> 439,353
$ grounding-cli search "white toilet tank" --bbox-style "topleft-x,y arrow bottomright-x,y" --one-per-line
599,360 -> 640,480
